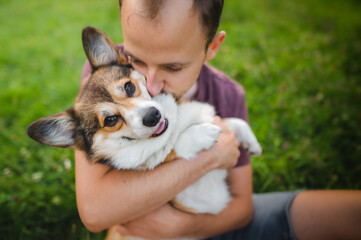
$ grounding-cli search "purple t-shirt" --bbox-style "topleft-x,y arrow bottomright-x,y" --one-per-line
81,45 -> 250,167
194,64 -> 250,167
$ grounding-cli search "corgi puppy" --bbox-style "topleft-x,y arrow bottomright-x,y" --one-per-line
27,27 -> 261,216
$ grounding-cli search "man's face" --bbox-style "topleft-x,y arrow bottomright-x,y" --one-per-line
121,0 -> 210,99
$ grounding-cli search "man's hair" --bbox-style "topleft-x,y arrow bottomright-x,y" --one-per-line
119,0 -> 224,49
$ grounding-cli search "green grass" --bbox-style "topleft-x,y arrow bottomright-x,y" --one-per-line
1,0 -> 360,239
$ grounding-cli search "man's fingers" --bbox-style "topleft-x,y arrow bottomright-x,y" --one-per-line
214,116 -> 231,133
214,116 -> 226,128
214,116 -> 222,125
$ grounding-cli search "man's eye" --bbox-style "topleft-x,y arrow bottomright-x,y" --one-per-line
165,67 -> 182,73
124,81 -> 136,97
104,116 -> 119,127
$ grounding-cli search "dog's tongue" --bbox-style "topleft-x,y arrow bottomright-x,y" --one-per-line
154,120 -> 166,135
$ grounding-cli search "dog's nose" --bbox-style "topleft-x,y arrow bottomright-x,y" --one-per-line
143,107 -> 161,127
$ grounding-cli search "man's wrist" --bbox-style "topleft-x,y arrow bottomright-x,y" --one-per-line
192,150 -> 218,172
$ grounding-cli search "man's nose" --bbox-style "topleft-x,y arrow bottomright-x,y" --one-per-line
146,69 -> 164,97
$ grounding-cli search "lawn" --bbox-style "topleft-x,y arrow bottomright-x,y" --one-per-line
1,0 -> 360,239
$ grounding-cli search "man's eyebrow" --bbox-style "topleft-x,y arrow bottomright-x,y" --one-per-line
161,62 -> 190,68
124,50 -> 190,68
124,50 -> 140,61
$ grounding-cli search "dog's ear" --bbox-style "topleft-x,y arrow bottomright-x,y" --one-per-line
27,108 -> 77,148
82,26 -> 128,69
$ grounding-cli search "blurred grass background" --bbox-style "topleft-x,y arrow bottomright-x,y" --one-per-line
0,0 -> 360,239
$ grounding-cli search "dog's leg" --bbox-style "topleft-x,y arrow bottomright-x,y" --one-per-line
223,118 -> 262,155
174,123 -> 221,160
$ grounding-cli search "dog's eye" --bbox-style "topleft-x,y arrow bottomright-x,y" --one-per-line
124,81 -> 135,97
104,116 -> 119,127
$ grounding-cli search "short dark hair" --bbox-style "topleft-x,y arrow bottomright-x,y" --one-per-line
119,0 -> 224,49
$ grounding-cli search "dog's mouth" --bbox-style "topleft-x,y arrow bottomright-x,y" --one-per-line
151,118 -> 168,138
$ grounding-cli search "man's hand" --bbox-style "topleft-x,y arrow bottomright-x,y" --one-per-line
208,116 -> 240,169
116,204 -> 194,239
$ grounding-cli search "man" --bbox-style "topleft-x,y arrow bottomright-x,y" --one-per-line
76,0 -> 361,239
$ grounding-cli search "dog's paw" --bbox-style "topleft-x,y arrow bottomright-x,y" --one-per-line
241,136 -> 262,156
224,118 -> 262,156
175,123 -> 221,160
196,123 -> 222,150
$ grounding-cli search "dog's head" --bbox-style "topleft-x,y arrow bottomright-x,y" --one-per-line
27,27 -> 176,168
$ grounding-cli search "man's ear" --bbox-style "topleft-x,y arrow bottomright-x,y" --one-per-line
82,26 -> 128,69
205,31 -> 226,61
27,108 -> 76,148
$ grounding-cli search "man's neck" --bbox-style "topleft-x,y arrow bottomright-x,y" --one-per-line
182,82 -> 198,100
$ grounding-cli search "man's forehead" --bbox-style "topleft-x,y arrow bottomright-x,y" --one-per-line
121,0 -> 195,23
121,22 -> 206,65
121,0 -> 201,39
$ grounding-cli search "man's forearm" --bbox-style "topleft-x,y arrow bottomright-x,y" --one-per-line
75,149 -> 218,232
186,196 -> 253,239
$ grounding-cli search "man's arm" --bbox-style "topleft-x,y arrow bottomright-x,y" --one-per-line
75,117 -> 240,232
116,164 -> 253,239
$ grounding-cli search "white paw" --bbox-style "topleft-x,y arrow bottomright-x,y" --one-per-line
175,123 -> 221,160
195,123 -> 222,150
224,118 -> 262,156
241,136 -> 262,156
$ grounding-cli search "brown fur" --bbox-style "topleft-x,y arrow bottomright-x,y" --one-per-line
163,149 -> 177,163
170,199 -> 196,214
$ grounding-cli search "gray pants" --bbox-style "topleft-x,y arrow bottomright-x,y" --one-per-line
204,191 -> 301,240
